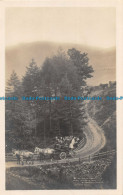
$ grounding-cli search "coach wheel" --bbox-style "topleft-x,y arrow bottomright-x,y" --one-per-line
59,152 -> 66,160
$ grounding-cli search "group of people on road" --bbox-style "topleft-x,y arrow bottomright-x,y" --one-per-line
55,136 -> 80,149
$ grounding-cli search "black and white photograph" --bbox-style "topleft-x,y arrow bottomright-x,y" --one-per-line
0,2 -> 121,193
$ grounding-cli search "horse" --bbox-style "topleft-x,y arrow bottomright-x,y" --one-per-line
12,149 -> 34,165
20,150 -> 34,164
34,147 -> 55,154
34,147 -> 55,161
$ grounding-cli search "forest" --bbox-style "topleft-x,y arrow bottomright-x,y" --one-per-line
5,48 -> 94,151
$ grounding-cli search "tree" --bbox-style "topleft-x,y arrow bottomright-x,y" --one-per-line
6,71 -> 21,130
5,71 -> 24,149
6,70 -> 20,96
22,59 -> 40,96
41,50 -> 88,137
67,48 -> 94,86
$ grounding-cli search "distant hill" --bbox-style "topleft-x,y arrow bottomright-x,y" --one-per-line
6,41 -> 116,85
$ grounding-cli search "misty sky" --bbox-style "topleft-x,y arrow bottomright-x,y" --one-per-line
6,7 -> 115,49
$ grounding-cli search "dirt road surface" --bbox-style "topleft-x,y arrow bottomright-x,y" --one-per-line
74,101 -> 106,158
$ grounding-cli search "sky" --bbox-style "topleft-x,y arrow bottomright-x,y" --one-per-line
6,7 -> 116,49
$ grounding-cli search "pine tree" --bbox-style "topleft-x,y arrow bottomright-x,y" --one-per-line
67,48 -> 94,86
6,70 -> 20,96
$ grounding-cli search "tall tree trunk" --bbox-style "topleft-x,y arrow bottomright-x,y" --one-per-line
49,99 -> 52,134
58,119 -> 61,136
43,118 -> 46,147
55,86 -> 61,136
69,100 -> 73,135
43,102 -> 46,147
49,83 -> 52,135
35,111 -> 37,143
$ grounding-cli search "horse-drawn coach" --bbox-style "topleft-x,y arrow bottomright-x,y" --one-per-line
12,136 -> 80,164
35,136 -> 80,160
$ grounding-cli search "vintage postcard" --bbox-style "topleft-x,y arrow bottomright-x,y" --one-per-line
0,0 -> 123,195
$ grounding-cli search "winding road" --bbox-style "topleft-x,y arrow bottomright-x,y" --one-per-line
74,101 -> 106,158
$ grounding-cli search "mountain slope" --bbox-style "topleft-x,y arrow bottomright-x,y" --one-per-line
6,42 -> 116,85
